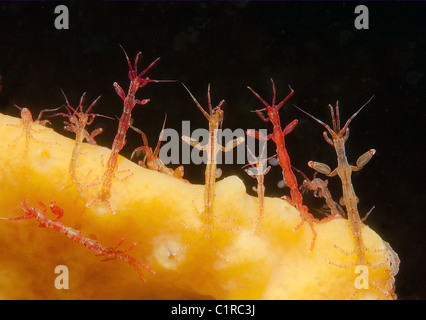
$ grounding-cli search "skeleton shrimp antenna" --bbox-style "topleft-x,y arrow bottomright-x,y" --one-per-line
294,95 -> 374,134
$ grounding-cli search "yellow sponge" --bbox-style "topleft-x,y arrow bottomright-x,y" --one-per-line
0,113 -> 397,299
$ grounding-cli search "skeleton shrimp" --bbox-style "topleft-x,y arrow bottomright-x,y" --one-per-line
130,114 -> 185,180
93,47 -> 172,213
295,99 -> 375,261
54,91 -> 112,197
247,79 -> 317,251
295,98 -> 398,298
8,105 -> 61,165
181,84 -> 244,259
243,139 -> 271,234
182,84 -> 244,228
0,199 -> 155,282
293,167 -> 345,220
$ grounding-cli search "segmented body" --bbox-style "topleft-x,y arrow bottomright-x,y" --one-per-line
9,105 -> 59,164
244,142 -> 271,233
203,106 -> 222,225
97,48 -> 162,212
247,79 -> 317,250
1,199 -> 154,281
55,91 -> 107,196
296,99 -> 399,298
182,84 -> 244,229
296,100 -> 375,263
17,107 -> 39,161
327,134 -> 370,261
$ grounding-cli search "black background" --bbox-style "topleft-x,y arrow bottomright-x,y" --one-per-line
0,1 -> 424,300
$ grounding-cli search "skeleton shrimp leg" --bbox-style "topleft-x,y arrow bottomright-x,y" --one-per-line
131,114 -> 185,180
1,199 -> 154,282
93,47 -> 174,214
308,149 -> 376,178
247,79 -> 317,251
181,83 -> 244,258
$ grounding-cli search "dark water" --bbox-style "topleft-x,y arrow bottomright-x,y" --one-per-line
0,1 -> 424,300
